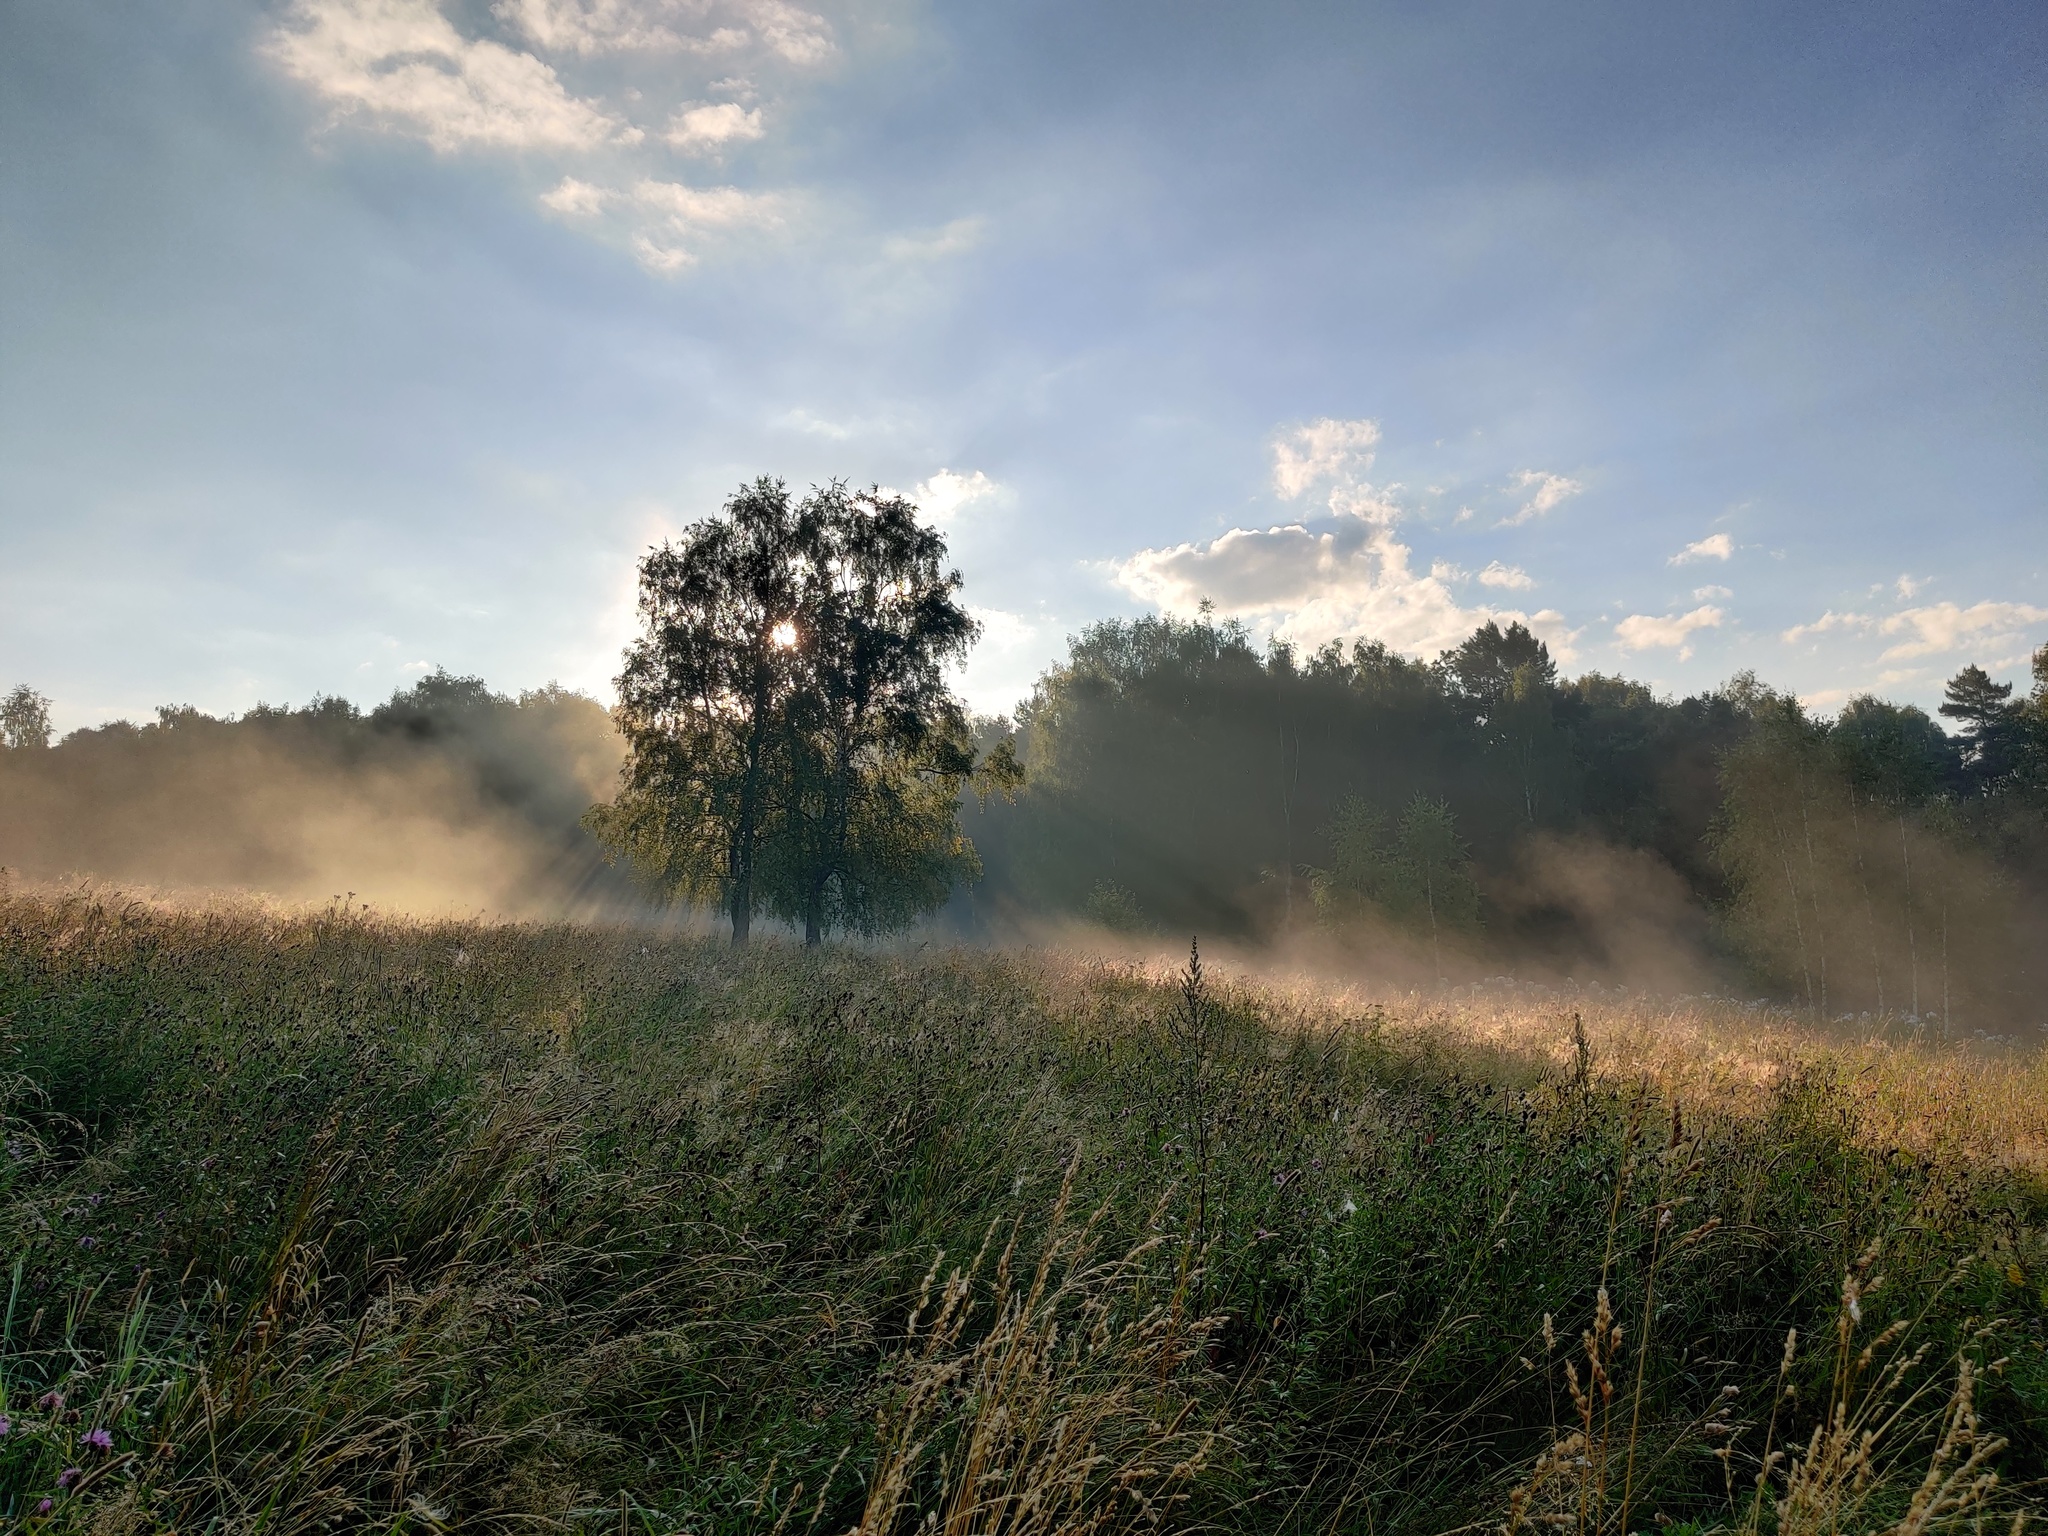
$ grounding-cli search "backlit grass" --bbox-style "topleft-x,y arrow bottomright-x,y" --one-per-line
0,885 -> 2040,1532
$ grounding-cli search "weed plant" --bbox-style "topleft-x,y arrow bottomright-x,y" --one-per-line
0,886 -> 2040,1532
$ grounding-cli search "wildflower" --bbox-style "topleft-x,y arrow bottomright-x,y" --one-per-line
35,1499 -> 51,1515
0,1415 -> 10,1435
57,1466 -> 82,1489
78,1236 -> 96,1250
82,1427 -> 113,1453
37,1392 -> 63,1411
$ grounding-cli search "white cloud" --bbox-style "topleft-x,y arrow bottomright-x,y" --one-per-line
745,0 -> 835,62
266,0 -> 624,152
1800,687 -> 1852,712
968,606 -> 1035,649
538,176 -> 611,216
882,217 -> 987,262
666,101 -> 765,151
541,175 -> 785,271
913,469 -> 999,524
1112,518 -> 1566,660
1271,418 -> 1380,500
494,0 -> 829,61
1498,470 -> 1581,527
1780,610 -> 1870,645
1895,574 -> 1927,599
1614,605 -> 1723,660
1478,561 -> 1534,590
1693,584 -> 1732,600
1668,533 -> 1733,565
1877,601 -> 2048,661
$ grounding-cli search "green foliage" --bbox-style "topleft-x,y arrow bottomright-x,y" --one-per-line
967,613 -> 1749,950
1710,688 -> 2024,1029
2,891 -> 2040,1533
594,477 -> 985,946
0,686 -> 52,752
1941,664 -> 2022,788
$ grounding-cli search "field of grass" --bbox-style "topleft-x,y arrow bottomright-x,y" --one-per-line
0,884 -> 2042,1533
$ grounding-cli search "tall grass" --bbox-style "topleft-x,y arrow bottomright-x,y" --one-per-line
0,884 -> 2040,1531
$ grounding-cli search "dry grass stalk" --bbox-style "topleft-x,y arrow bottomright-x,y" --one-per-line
855,1158 -> 1226,1536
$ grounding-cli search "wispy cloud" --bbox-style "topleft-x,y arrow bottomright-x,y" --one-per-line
1615,604 -> 1723,660
1781,610 -> 1869,645
913,469 -> 1000,524
1498,470 -> 1581,527
494,0 -> 832,62
882,217 -> 987,262
1693,584 -> 1732,600
1271,418 -> 1380,500
1667,533 -> 1732,565
1777,598 -> 2047,662
267,0 -> 627,152
540,175 -> 786,271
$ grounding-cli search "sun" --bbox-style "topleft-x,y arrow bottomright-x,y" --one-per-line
770,621 -> 798,649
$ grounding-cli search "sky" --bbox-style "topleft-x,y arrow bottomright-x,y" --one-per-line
3,0 -> 2045,731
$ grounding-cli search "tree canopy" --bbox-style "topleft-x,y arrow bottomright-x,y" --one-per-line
589,477 -> 997,945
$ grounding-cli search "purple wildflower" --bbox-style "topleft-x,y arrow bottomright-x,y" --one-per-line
82,1427 -> 113,1453
35,1499 -> 52,1515
0,1415 -> 10,1435
57,1466 -> 82,1489
36,1391 -> 62,1411
78,1236 -> 96,1251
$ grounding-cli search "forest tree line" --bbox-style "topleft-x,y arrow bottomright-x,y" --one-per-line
5,482 -> 2046,1028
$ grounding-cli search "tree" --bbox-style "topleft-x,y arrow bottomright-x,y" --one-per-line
1306,792 -> 1477,979
1,686 -> 52,751
1445,621 -> 1555,716
1938,664 -> 2019,787
1393,794 -> 1480,980
591,477 -> 989,946
592,478 -> 819,945
767,483 -> 982,944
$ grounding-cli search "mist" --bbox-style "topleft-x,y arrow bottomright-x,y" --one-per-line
5,617 -> 2044,1038
0,675 -> 648,920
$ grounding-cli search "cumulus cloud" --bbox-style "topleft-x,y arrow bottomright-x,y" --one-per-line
1498,470 -> 1581,527
1614,605 -> 1723,660
1668,533 -> 1733,565
1112,519 -> 1568,660
1895,574 -> 1927,599
1271,418 -> 1380,500
540,175 -> 785,270
1693,585 -> 1732,600
494,0 -> 830,61
266,0 -> 625,152
666,101 -> 765,151
913,469 -> 999,524
1877,601 -> 2048,661
1478,561 -> 1534,590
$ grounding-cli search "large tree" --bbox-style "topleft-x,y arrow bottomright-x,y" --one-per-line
1939,664 -> 2020,788
592,477 -> 993,945
592,478 -> 819,945
769,483 -> 984,944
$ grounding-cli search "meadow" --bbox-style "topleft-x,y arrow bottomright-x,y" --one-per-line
0,884 -> 2041,1533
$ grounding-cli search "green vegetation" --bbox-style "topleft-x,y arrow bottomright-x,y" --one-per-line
590,478 -> 1004,948
0,887 -> 2041,1531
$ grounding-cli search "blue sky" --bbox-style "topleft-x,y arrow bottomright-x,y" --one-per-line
3,0 -> 2044,730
